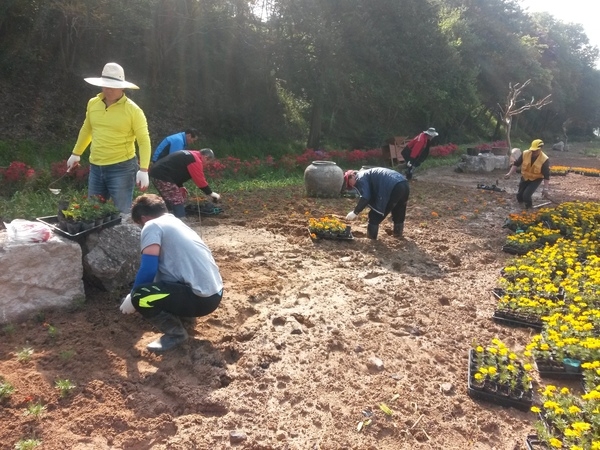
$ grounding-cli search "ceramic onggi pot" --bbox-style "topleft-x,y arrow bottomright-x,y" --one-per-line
304,161 -> 344,198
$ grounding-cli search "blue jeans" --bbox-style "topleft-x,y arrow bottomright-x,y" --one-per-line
88,158 -> 137,213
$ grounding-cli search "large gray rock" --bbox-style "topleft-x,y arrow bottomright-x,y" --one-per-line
82,223 -> 140,292
455,154 -> 509,173
0,231 -> 85,323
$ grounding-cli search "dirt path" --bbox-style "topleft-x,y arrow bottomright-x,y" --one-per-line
0,150 -> 598,449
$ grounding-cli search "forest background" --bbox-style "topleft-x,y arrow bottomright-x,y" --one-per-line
1,0 -> 600,160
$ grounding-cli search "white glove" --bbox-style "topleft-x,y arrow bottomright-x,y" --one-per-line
136,171 -> 149,190
346,211 -> 358,221
210,192 -> 221,202
120,294 -> 136,314
67,155 -> 80,170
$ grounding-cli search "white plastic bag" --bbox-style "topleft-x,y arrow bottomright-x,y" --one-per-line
5,219 -> 52,243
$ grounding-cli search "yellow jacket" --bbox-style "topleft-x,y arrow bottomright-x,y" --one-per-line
72,93 -> 151,170
521,150 -> 548,181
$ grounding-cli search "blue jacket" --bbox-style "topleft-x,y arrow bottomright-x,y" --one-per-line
151,131 -> 187,162
354,168 -> 406,215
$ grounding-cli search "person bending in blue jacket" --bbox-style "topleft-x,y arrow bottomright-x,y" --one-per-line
151,128 -> 199,162
343,167 -> 410,240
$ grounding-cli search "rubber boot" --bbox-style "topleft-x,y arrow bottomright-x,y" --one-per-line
393,222 -> 404,238
146,311 -> 188,353
367,223 -> 379,240
405,164 -> 413,180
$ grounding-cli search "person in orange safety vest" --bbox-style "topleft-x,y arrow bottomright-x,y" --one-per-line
504,139 -> 550,209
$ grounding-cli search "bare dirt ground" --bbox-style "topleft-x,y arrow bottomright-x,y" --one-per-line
1,148 -> 599,450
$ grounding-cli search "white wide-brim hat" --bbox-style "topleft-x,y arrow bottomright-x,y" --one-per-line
84,62 -> 140,89
424,127 -> 439,137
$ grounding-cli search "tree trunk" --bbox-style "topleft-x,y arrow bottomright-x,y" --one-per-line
307,94 -> 323,149
505,119 -> 512,150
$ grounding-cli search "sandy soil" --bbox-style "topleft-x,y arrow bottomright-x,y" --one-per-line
1,149 -> 599,450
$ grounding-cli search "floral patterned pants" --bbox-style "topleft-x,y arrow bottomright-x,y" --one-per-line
152,179 -> 184,206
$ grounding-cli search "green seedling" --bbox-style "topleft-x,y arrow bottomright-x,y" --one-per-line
0,379 -> 15,401
46,324 -> 58,339
14,438 -> 42,450
55,378 -> 76,398
16,347 -> 34,362
59,350 -> 76,361
24,402 -> 46,420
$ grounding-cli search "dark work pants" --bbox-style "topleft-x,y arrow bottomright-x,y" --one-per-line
132,281 -> 222,318
516,178 -> 543,208
367,181 -> 410,225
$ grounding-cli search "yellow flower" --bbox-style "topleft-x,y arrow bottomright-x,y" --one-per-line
548,437 -> 562,448
531,406 -> 541,413
543,400 -> 559,410
571,422 -> 591,432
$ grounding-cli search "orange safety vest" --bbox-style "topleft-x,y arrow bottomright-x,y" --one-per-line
521,150 -> 548,181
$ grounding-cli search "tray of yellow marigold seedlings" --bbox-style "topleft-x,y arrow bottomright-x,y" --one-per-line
308,216 -> 353,241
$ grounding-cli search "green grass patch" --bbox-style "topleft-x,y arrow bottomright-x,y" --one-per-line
0,140 -> 72,167
188,136 -> 305,160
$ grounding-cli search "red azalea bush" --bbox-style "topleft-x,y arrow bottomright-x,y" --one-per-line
1,161 -> 35,183
0,161 -> 37,196
429,143 -> 459,157
50,160 -> 89,189
204,148 -> 384,180
475,140 -> 507,151
1,144 -> 456,192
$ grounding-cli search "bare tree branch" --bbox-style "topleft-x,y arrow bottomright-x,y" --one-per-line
497,79 -> 552,150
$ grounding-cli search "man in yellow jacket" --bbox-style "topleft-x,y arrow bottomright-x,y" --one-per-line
66,62 -> 151,213
504,139 -> 550,209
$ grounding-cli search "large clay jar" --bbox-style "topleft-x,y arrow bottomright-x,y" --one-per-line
304,161 -> 344,198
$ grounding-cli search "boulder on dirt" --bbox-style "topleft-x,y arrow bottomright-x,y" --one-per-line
82,223 -> 140,292
455,154 -> 509,173
0,232 -> 84,323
